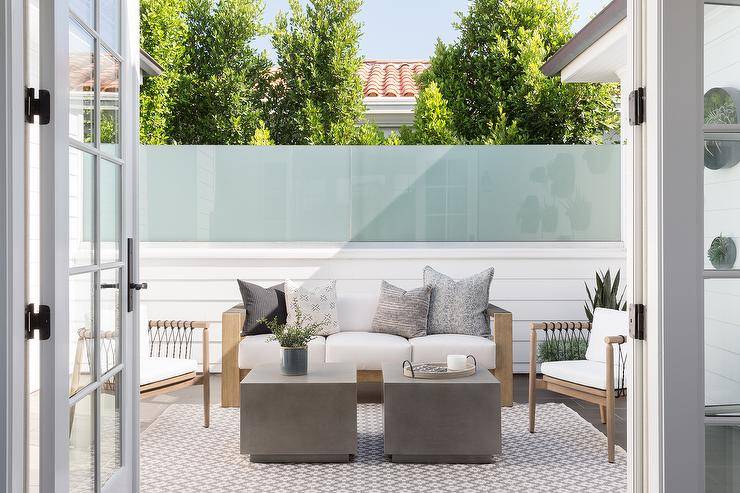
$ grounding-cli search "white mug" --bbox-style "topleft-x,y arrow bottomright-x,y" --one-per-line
447,354 -> 467,371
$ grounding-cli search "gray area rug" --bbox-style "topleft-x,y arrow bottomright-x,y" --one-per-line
141,403 -> 627,492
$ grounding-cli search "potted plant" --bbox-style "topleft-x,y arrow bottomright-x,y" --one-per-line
708,234 -> 737,270
261,300 -> 328,376
584,269 -> 628,322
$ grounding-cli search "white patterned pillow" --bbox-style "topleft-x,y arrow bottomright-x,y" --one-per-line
285,280 -> 339,336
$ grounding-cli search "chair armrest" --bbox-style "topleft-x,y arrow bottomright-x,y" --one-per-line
221,304 -> 246,408
487,304 -> 513,407
604,335 -> 626,345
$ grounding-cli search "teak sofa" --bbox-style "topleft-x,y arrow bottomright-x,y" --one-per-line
220,290 -> 513,408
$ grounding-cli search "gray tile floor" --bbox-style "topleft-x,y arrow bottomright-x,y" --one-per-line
140,373 -> 627,449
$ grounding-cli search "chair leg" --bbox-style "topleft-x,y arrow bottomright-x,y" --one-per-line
202,370 -> 210,428
606,395 -> 615,463
202,327 -> 210,428
528,329 -> 537,433
599,405 -> 607,424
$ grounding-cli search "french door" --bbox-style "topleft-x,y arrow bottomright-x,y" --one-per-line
29,0 -> 139,490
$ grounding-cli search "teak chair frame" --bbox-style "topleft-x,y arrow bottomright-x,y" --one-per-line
70,320 -> 211,428
528,321 -> 627,463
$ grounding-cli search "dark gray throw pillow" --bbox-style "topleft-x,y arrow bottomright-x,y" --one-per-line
423,266 -> 494,336
371,281 -> 431,339
237,280 -> 287,337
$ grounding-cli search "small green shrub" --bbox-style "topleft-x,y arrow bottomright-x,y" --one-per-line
260,299 -> 327,348
538,338 -> 588,363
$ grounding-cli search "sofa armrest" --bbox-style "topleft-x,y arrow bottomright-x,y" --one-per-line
221,304 -> 245,408
488,304 -> 513,407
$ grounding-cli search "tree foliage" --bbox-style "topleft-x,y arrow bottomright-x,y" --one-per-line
399,82 -> 457,145
167,0 -> 272,145
268,0 -> 365,144
420,0 -> 619,144
139,0 -> 187,144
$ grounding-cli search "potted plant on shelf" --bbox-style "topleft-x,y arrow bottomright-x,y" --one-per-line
708,234 -> 737,270
262,300 -> 328,376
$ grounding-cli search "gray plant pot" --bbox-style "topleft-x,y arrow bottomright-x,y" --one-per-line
280,347 -> 308,376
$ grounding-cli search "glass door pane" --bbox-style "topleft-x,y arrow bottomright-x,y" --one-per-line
704,4 -> 740,492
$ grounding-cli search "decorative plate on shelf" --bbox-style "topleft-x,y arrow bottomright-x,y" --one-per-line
402,357 -> 477,379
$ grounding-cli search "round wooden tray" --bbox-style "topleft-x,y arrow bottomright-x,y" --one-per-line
402,356 -> 477,379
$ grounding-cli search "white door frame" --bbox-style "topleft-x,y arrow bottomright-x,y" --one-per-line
1,0 -> 28,491
643,0 -> 705,491
625,2 -> 645,491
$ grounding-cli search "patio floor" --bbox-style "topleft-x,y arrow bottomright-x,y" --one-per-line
140,374 -> 627,449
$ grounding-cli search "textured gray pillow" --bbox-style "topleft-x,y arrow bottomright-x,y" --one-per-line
423,266 -> 494,336
371,281 -> 431,339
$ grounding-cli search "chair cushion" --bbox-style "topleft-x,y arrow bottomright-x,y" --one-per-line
541,360 -> 626,390
423,266 -> 494,336
285,280 -> 339,336
325,332 -> 411,370
238,334 -> 326,369
371,281 -> 431,339
141,357 -> 197,386
586,308 -> 629,363
336,291 -> 380,332
237,280 -> 286,336
409,334 -> 496,369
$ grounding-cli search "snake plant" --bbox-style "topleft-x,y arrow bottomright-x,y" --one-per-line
584,269 -> 627,323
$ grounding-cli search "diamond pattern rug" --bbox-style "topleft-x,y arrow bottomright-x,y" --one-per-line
141,403 -> 627,492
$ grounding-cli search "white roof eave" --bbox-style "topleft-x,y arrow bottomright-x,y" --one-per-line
560,19 -> 628,83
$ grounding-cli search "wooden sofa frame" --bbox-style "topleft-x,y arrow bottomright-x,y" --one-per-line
221,303 -> 513,408
528,321 -> 627,462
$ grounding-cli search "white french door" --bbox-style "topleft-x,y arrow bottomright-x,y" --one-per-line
637,0 -> 706,491
32,0 -> 139,490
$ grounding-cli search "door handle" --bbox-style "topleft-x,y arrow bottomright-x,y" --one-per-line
127,238 -> 146,312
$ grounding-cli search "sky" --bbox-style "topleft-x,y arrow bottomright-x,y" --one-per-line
254,0 -> 611,61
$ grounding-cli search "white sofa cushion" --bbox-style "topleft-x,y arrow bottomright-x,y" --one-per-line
238,334 -> 326,369
541,360 -> 626,390
409,334 -> 496,369
325,332 -> 411,370
336,291 -> 380,332
141,357 -> 197,386
586,308 -> 629,363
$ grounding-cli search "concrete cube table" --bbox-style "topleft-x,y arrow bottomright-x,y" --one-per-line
240,363 -> 357,463
382,362 -> 501,463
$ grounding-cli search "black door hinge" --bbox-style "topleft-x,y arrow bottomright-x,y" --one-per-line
629,303 -> 645,341
25,87 -> 51,125
25,303 -> 51,340
629,87 -> 645,126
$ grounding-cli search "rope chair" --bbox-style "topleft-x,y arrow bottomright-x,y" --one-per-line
528,309 -> 629,463
70,319 -> 211,429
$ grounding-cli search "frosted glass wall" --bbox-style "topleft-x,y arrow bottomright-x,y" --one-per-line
140,145 -> 620,242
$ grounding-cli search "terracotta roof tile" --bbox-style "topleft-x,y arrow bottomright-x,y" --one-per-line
360,60 -> 429,98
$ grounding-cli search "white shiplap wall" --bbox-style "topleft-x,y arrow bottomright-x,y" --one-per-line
140,242 -> 626,374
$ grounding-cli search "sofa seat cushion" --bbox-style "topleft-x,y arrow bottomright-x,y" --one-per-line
541,360 -> 626,390
141,357 -> 197,386
325,332 -> 411,371
409,334 -> 496,369
238,334 -> 326,370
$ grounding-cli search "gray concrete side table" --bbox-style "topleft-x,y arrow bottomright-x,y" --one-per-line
240,363 -> 357,463
382,362 -> 501,463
